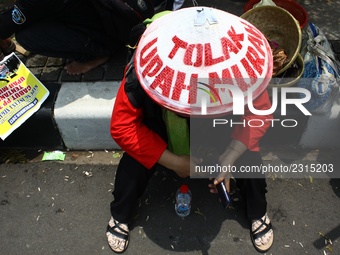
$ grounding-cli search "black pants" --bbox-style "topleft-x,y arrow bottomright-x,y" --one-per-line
110,150 -> 267,224
0,0 -> 122,62
15,21 -> 119,62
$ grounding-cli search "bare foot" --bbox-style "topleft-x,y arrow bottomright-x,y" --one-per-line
64,56 -> 109,75
0,38 -> 16,55
0,38 -> 13,49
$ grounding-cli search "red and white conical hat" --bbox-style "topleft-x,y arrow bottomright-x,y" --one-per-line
135,7 -> 273,116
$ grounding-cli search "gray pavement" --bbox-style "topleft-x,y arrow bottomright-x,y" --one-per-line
0,148 -> 339,255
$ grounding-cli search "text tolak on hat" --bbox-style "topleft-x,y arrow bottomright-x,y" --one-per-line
135,7 -> 273,116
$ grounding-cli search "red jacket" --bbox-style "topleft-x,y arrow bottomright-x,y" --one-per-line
111,74 -> 273,169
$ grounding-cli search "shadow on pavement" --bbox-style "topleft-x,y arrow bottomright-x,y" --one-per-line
313,224 -> 340,251
130,170 -> 250,253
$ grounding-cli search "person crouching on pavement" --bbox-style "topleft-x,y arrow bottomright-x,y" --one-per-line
108,8 -> 274,253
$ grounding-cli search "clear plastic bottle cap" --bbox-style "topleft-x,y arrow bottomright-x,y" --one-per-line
180,184 -> 189,193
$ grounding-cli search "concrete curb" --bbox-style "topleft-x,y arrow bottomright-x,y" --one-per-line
51,82 -> 309,150
54,82 -> 120,150
52,81 -> 340,150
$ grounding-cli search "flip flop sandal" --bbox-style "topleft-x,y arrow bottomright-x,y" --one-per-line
106,219 -> 129,253
2,40 -> 16,56
250,216 -> 274,253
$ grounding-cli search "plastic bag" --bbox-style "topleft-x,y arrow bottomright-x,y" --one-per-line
172,0 -> 185,10
296,22 -> 340,113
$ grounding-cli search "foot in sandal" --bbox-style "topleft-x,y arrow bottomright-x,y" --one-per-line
251,213 -> 274,253
106,217 -> 129,253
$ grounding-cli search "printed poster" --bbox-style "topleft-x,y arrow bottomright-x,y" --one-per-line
0,52 -> 49,140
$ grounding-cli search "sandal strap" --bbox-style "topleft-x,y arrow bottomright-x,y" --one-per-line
252,217 -> 267,234
252,217 -> 272,240
106,222 -> 129,241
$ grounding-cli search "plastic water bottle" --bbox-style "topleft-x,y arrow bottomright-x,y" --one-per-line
175,184 -> 192,217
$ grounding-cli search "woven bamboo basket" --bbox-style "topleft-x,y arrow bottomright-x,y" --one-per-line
241,6 -> 302,76
269,53 -> 304,88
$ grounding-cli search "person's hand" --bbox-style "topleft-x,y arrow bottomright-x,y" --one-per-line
208,155 -> 233,194
208,140 -> 247,194
208,174 -> 232,194
172,155 -> 202,178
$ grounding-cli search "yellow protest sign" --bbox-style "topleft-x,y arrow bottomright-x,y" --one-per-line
0,53 -> 49,140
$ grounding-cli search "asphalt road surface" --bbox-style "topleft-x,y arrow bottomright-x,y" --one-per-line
0,148 -> 339,255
